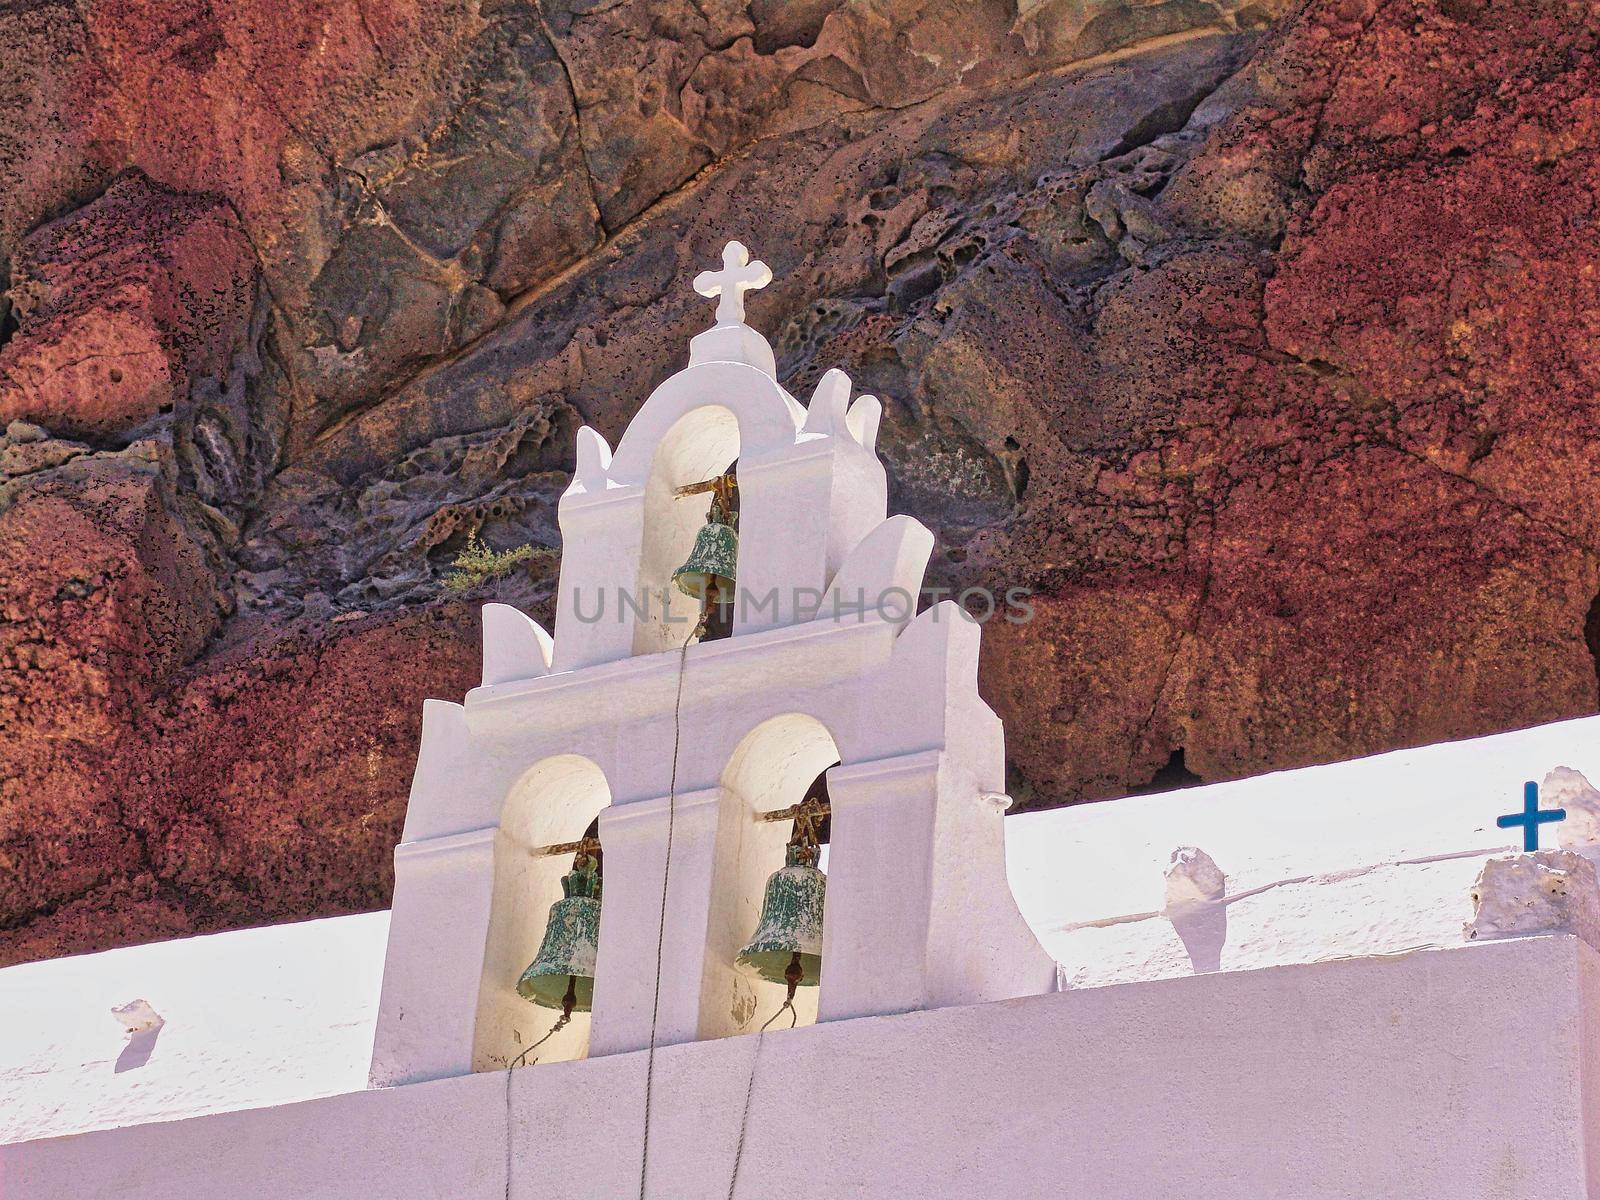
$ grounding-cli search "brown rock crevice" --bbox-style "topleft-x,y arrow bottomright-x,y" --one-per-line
1584,590 -> 1600,709
5,0 -> 1600,963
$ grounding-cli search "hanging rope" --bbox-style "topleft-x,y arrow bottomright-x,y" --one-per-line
727,784 -> 820,1194
506,976 -> 579,1199
509,1006 -> 572,1070
724,1028 -> 765,1200
638,615 -> 704,1200
504,1065 -> 514,1200
724,975 -> 799,1199
759,999 -> 799,1033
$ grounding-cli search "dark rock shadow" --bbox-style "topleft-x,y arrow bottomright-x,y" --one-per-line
1169,902 -> 1228,974
114,1027 -> 162,1073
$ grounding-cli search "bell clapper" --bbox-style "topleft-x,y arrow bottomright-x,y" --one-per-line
758,952 -> 805,1032
785,952 -> 803,991
509,975 -> 578,1069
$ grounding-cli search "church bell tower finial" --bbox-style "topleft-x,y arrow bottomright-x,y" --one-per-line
694,240 -> 772,325
687,240 -> 777,375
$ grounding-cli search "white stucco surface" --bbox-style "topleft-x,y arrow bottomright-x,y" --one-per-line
7,937 -> 1596,1199
1008,713 -> 1600,934
12,241 -> 1598,1198
1009,714 -> 1600,988
0,912 -> 387,1145
374,243 -> 1055,1082
6,714 -> 1599,1146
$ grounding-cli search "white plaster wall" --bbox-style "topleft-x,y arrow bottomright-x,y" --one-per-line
369,828 -> 494,1085
18,715 -> 1600,1146
380,604 -> 1049,1070
1047,853 -> 1494,987
7,938 -> 1590,1200
7,1070 -> 506,1199
444,609 -> 986,834
0,912 -> 387,1145
1007,713 -> 1600,936
0,847 -> 1514,1145
1580,943 -> 1600,1198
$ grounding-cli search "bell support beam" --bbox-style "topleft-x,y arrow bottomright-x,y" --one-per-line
756,801 -> 831,823
370,827 -> 497,1087
588,787 -> 725,1057
731,439 -> 885,637
552,483 -> 647,672
820,750 -> 1056,1024
528,836 -> 603,858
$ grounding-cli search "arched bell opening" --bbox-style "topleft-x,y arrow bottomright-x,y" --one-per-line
702,713 -> 841,1039
633,404 -> 741,656
473,755 -> 612,1071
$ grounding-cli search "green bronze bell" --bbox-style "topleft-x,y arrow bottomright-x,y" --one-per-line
517,855 -> 601,1012
672,504 -> 738,602
735,842 -> 825,990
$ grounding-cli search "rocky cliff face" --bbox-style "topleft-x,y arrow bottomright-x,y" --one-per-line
2,0 -> 1597,964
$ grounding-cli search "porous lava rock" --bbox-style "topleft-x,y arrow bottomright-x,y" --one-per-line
3,0 -> 1600,963
0,455 -> 220,945
0,603 -> 479,969
0,173 -> 258,439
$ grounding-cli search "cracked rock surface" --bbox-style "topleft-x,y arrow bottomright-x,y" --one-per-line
2,0 -> 1599,963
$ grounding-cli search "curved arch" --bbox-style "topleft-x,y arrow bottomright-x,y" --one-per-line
702,712 -> 842,1039
720,712 -> 842,816
473,754 -> 613,1071
608,361 -> 805,486
498,754 -> 611,849
632,402 -> 744,654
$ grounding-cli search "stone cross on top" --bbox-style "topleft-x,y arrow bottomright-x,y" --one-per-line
694,240 -> 771,325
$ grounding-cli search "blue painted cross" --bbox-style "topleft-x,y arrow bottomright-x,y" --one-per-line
1496,780 -> 1566,852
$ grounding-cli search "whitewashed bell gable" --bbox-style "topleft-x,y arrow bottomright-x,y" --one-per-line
370,242 -> 1052,1088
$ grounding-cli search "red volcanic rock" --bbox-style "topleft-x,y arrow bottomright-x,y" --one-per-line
1266,98 -> 1600,554
977,0 -> 1600,804
0,600 -> 478,969
4,0 -> 1600,965
980,580 -> 1200,805
0,173 -> 257,439
122,605 -> 479,950
0,456 -> 222,937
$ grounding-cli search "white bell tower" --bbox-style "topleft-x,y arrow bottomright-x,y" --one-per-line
369,241 -> 1053,1088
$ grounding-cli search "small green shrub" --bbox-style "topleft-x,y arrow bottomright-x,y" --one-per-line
442,535 -> 542,593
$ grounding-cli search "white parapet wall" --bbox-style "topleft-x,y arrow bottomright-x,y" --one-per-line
1010,713 -> 1600,987
11,713 -> 1600,1196
0,913 -> 387,1146
7,935 -> 1599,1199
